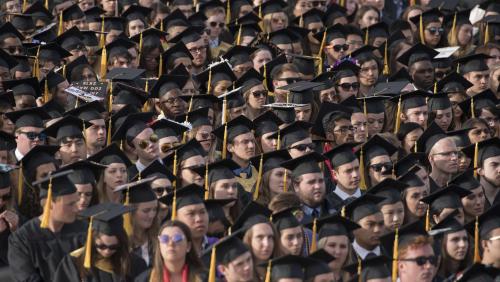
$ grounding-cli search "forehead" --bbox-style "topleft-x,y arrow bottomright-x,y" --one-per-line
234,131 -> 254,141
178,203 -> 206,213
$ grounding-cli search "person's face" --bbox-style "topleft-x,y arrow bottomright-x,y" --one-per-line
294,172 -> 325,207
59,137 -> 87,165
410,61 -> 434,89
434,108 -> 452,131
35,162 -> 57,181
269,12 -> 287,32
448,93 -> 465,119
468,123 -> 491,144
0,66 -> 12,87
1,36 -> 23,55
293,0 -> 312,17
252,50 -> 272,72
250,223 -> 275,261
279,226 -> 303,255
95,234 -> 119,259
173,57 -> 193,74
51,192 -> 79,224
102,0 -> 116,13
482,228 -> 500,263
288,137 -> 314,158
104,163 -> 127,189
54,80 -> 70,106
487,48 -> 500,70
353,212 -> 385,249
333,159 -> 360,191
366,113 -> 384,136
359,60 -> 379,87
158,136 -> 180,159
423,22 -> 443,47
294,104 -> 312,122
461,186 -> 485,218
404,185 -> 429,217
273,71 -> 301,102
85,119 -> 106,149
368,155 -> 393,186
213,80 -> 233,97
346,34 -> 363,54
177,203 -> 208,239
0,187 -> 10,209
206,13 -> 225,40
307,21 -> 324,44
219,251 -> 254,282
319,87 -> 335,103
213,178 -> 239,201
186,39 -> 207,67
276,43 -> 294,59
403,106 -> 428,127
361,0 -> 384,11
457,24 -> 473,46
398,244 -> 437,282
351,112 -> 367,143
128,19 -> 145,37
75,183 -> 93,211
134,200 -> 158,230
4,0 -> 21,13
80,67 -> 97,81
14,95 -> 36,110
430,138 -> 458,174
133,128 -> 159,163
144,47 -> 161,72
15,126 -> 44,155
479,109 -> 498,134
336,76 -> 358,102
158,226 -> 191,262
247,84 -> 267,110
465,70 -> 490,93
228,132 -> 255,161
403,128 -> 423,153
159,89 -> 185,118
268,168 -> 289,196
78,0 -> 94,10
479,155 -> 500,187
180,155 -> 205,186
151,178 -> 171,198
0,150 -> 8,164
359,10 -> 379,29
325,37 -> 347,62
68,47 -> 88,63
332,119 -> 354,145
182,79 -> 198,96
380,202 -> 405,232
321,235 -> 350,270
195,125 -> 213,153
260,132 -> 277,153
445,230 -> 469,261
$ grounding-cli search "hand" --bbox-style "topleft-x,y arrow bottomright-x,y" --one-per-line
36,97 -> 45,107
0,210 -> 19,231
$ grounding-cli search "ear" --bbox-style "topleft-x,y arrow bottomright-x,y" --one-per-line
477,167 -> 484,176
481,239 -> 489,252
400,112 -> 407,122
432,213 -> 440,225
428,154 -> 434,167
331,169 -> 338,182
154,100 -> 162,114
217,265 -> 226,276
227,142 -> 234,153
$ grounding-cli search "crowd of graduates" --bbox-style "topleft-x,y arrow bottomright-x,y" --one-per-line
0,0 -> 499,281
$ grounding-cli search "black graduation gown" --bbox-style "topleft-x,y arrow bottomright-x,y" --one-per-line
0,228 -> 10,267
8,217 -> 86,282
54,247 -> 148,282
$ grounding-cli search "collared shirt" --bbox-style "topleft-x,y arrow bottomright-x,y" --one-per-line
334,186 -> 361,201
15,148 -> 23,161
302,204 -> 321,218
233,165 -> 252,178
352,239 -> 381,259
135,159 -> 147,172
208,38 -> 220,48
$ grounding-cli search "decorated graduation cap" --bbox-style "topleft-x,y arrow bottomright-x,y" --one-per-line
111,112 -> 154,142
3,77 -> 41,98
455,53 -> 491,74
87,143 -> 133,167
367,178 -> 408,206
112,82 -> 149,108
5,106 -> 50,128
421,184 -> 471,213
54,26 -> 85,51
151,118 -> 189,139
305,250 -> 335,281
428,92 -> 452,111
462,137 -> 500,168
458,89 -> 498,118
195,61 -> 237,94
436,72 -> 473,93
278,81 -> 323,104
253,0 -> 287,17
65,101 -> 106,122
231,201 -> 272,232
397,43 -> 439,67
343,193 -> 384,222
43,115 -> 91,140
281,152 -> 326,178
415,122 -> 447,154
222,45 -> 257,68
268,120 -> 311,149
323,143 -> 358,169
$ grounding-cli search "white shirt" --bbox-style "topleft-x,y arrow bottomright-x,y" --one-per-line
135,159 -> 147,172
334,186 -> 361,201
352,239 -> 381,259
14,148 -> 23,161
140,242 -> 150,266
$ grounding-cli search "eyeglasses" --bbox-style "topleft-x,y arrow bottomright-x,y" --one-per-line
17,131 -> 46,141
290,143 -> 315,151
197,132 -> 213,141
337,82 -> 360,91
432,150 -> 459,158
426,27 -> 444,35
163,96 -> 182,105
159,233 -> 186,244
252,90 -> 268,98
334,126 -> 354,134
400,256 -> 438,266
188,46 -> 207,54
0,193 -> 11,201
209,21 -> 225,28
3,46 -> 24,54
276,77 -> 303,84
329,44 -> 349,52
370,162 -> 393,172
152,186 -> 172,196
161,142 -> 181,153
95,243 -> 120,251
137,134 -> 159,149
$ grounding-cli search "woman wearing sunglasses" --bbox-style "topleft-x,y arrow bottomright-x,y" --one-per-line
331,60 -> 360,103
409,9 -> 445,49
239,69 -> 267,121
136,220 -> 206,282
358,135 -> 397,189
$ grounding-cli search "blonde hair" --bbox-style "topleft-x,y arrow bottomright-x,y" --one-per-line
262,12 -> 288,33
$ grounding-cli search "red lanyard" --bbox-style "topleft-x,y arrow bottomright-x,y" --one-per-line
162,264 -> 189,282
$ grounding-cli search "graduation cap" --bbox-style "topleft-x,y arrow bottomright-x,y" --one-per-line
112,82 -> 149,108
175,107 -> 211,129
372,82 -> 408,98
430,213 -> 465,241
160,184 -> 205,220
234,68 -> 264,94
81,31 -> 100,47
61,4 -> 85,21
28,43 -> 71,63
367,178 -> 408,206
162,41 -> 193,70
268,28 -> 301,46
5,107 -> 50,128
231,201 -> 272,232
414,122 -> 447,154
397,43 -> 439,67
3,77 -> 41,98
151,118 -> 189,139
218,87 -> 245,109
10,14 -> 35,33
421,184 -> 471,212
323,143 -> 358,169
61,160 -> 106,185
179,94 -> 220,111
213,114 -> 253,143
250,149 -> 290,176
0,48 -> 18,70
456,263 -> 500,282
263,103 -> 299,125
323,3 -> 347,25
278,81 -> 323,104
357,95 -> 389,115
462,138 -> 500,168
259,54 -> 287,92
331,59 -> 360,81
39,70 -> 66,100
43,115 -> 91,140
390,90 -> 428,133
111,112 -> 153,142
115,176 -> 157,204
40,99 -> 64,119
268,120 -> 311,149
54,26 -> 85,51
281,152 -> 326,178
312,24 -> 346,46
455,53 -> 491,74
63,55 -> 91,82
253,110 -> 283,137
0,131 -> 16,151
458,89 -> 498,118
24,0 -> 53,21
167,25 -> 204,44
157,9 -> 189,31
397,166 -> 426,188
344,255 -> 391,281
292,8 -> 324,28
87,143 -> 133,167
102,16 -> 126,32
388,69 -> 412,82
98,38 -> 136,78
427,92 -> 452,111
436,72 -> 473,93
253,0 -> 287,18
443,10 -> 471,43
0,90 -> 15,108
349,45 -> 377,60
223,45 -> 257,68
194,159 -> 239,189
207,230 -> 249,277
121,4 -> 152,22
396,122 -> 423,145
304,250 -> 335,280
83,6 -> 105,23
307,213 -> 360,242
106,68 -> 146,83
64,101 -> 106,122
0,22 -> 25,42
142,73 -> 182,99
447,127 -> 472,149
409,8 -> 443,43
263,255 -> 312,281
194,61 -> 237,94
271,207 -> 301,232
311,101 -> 352,138
132,159 -> 175,182
343,193 -> 384,222
361,22 -> 388,45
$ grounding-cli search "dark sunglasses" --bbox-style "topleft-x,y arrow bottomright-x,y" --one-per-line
159,233 -> 186,244
333,44 -> 349,52
137,134 -> 159,149
152,186 -> 172,195
18,131 -> 47,141
400,256 -> 438,266
95,244 -> 120,251
290,143 -> 315,151
426,27 -> 444,35
252,90 -> 268,98
0,193 -> 11,201
276,77 -> 303,84
337,82 -> 360,91
209,21 -> 225,28
161,142 -> 181,153
370,162 -> 393,172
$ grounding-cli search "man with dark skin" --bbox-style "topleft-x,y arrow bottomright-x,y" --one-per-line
397,43 -> 438,91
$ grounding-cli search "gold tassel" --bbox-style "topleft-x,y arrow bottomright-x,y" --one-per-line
207,68 -> 212,94
158,54 -> 163,77
40,177 -> 53,228
359,147 -> 366,190
473,216 -> 481,263
341,205 -> 346,217
208,246 -> 217,282
383,41 -> 389,76
484,23 -> 490,45
456,63 -> 460,74
171,151 -> 178,220
310,218 -> 317,252
282,169 -> 287,192
299,15 -> 304,28
222,123 -> 228,159
44,0 -> 49,9
364,27 -> 369,45
425,207 -> 430,231
43,79 -> 49,103
100,46 -> 107,80
263,63 -> 268,91
204,161 -> 209,200
392,228 -> 399,282
357,256 -> 362,282
473,142 -> 479,178
106,117 -> 112,146
394,96 -> 402,134
264,260 -> 271,282
57,12 -> 63,36
450,12 -> 457,46
160,19 -> 164,32
138,32 -> 143,66
253,154 -> 264,200
226,0 -> 231,24
236,25 -> 242,45
17,164 -> 23,206
433,82 -> 437,94
419,15 -> 425,44
22,0 -> 27,12
62,64 -> 66,78
471,97 -> 475,118
276,129 -> 281,150
84,217 -> 93,269
340,0 -> 345,7
414,140 -> 417,153
123,188 -> 133,236
99,18 -> 106,48
258,6 -> 263,30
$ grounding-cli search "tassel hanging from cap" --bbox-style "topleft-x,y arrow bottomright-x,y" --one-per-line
383,41 -> 389,76
450,12 -> 458,46
276,129 -> 281,150
364,27 -> 369,45
263,63 -> 268,91
394,96 -> 402,134
357,256 -> 362,282
171,150 -> 178,220
425,207 -> 430,231
204,161 -> 209,200
40,177 -> 53,228
226,0 -> 231,25
258,6 -> 263,30
57,12 -> 63,36
17,163 -> 23,206
253,154 -> 264,200
484,23 -> 490,45
359,147 -> 366,190
299,14 -> 304,28
414,140 -> 417,153
340,0 -> 345,7
44,0 -> 49,10
236,25 -> 242,45
341,205 -> 346,217
62,64 -> 66,78
310,218 -> 317,252
138,32 -> 143,66
419,15 -> 425,44
83,216 -> 94,269
473,143 -> 479,178
392,228 -> 399,282
99,18 -> 106,49
123,188 -> 133,236
282,169 -> 287,192
208,246 -> 217,282
433,82 -> 437,94
222,123 -> 228,159
264,260 -> 271,282
158,54 -> 163,77
100,46 -> 107,80
207,68 -> 213,94
106,117 -> 112,146
43,79 -> 49,104
473,216 -> 481,263
471,97 -> 475,118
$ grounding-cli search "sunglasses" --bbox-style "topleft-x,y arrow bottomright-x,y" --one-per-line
400,256 -> 438,266
95,244 -> 120,251
290,143 -> 315,151
337,82 -> 360,91
252,90 -> 268,98
209,21 -> 225,28
370,162 -> 393,172
137,134 -> 159,149
159,233 -> 186,244
332,44 -> 349,52
18,131 -> 47,141
277,77 -> 303,84
0,193 -> 11,201
426,27 -> 444,35
161,142 -> 182,153
152,186 -> 172,196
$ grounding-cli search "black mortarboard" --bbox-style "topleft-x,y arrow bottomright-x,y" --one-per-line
281,152 -> 326,178
213,115 -> 253,142
293,8 -> 324,27
0,131 -> 15,151
103,17 -> 126,31
19,145 -> 59,176
362,22 -> 388,42
269,120 -> 311,148
343,193 -> 384,222
212,231 -> 249,265
397,122 -> 423,143
428,92 -> 452,111
331,59 -> 360,80
167,26 -> 204,44
266,255 -> 312,281
466,204 -> 500,239
231,201 -> 271,231
87,143 -> 133,167
24,1 -> 53,21
253,110 -> 282,137
357,95 -> 389,114
43,115 -> 91,140
157,9 -> 189,30
0,48 -> 18,69
98,38 -> 136,63
121,5 -> 152,22
415,122 -> 447,154
234,68 -> 264,94
447,127 -> 472,149
259,54 -> 287,92
421,184 -> 471,211
162,41 -> 193,69
132,160 -> 175,182
160,184 -> 205,210
367,178 -> 407,206
0,90 -> 15,107
112,82 -> 149,108
388,69 -> 412,82
175,107 -> 211,128
456,263 -> 500,282
263,103 -> 297,124
304,250 -> 335,280
254,0 -> 287,16
455,53 -> 491,74
10,14 -> 35,32
111,112 -> 153,142
34,170 -> 76,200
3,77 -> 41,98
65,101 -> 105,122
63,55 -> 91,82
278,81 -> 323,104
162,139 -> 206,169
250,149 -> 290,174
81,31 -> 99,47
458,89 -> 498,118
195,62 -> 237,92
203,159 -> 239,185
218,87 -> 245,109
0,22 -> 24,42
397,43 -> 439,67
323,3 -> 347,25
223,45 -> 256,68
41,99 -> 64,119
436,72 -> 473,93
313,24 -> 346,44
307,213 -> 360,240
130,28 -> 167,47
372,81 -> 411,97
39,70 -> 66,91
179,94 -> 220,110
5,107 -> 50,128
350,45 -> 377,60
380,220 -> 428,258
409,8 -> 443,27
29,43 -> 71,63
115,177 -> 157,204
323,143 -> 358,169
344,255 -> 391,281
272,207 -> 301,232
151,118 -> 189,139
397,166 -> 426,188
62,4 -> 85,21
54,26 -> 85,51
312,101 -> 352,138
268,28 -> 301,46
389,90 -> 428,111
148,73 -> 187,99
228,22 -> 262,41
81,203 -> 134,236
430,214 -> 464,240
83,6 -> 105,23
204,198 -> 234,231
198,0 -> 224,13
60,160 -> 106,185
462,138 -> 500,165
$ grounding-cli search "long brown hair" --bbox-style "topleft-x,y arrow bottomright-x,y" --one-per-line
149,220 -> 204,282
130,201 -> 161,250
209,181 -> 242,223
437,231 -> 472,278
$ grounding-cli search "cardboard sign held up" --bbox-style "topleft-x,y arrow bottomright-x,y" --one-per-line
65,86 -> 104,103
72,81 -> 108,99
